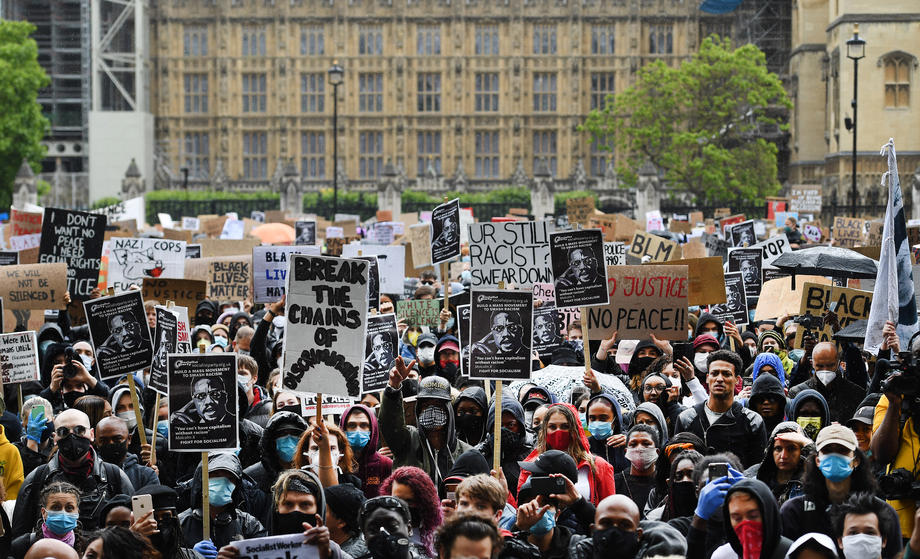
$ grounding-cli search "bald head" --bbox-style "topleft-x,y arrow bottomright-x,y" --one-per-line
24,538 -> 80,559
53,408 -> 93,443
594,494 -> 641,534
812,342 -> 839,372
97,415 -> 129,436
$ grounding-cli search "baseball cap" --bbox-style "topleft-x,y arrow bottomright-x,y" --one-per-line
785,532 -> 839,559
521,387 -> 551,409
814,424 -> 857,453
438,340 -> 460,353
846,406 -> 875,429
518,450 -> 578,483
417,375 -> 452,401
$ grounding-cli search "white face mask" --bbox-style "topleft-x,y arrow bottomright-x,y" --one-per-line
815,369 -> 836,385
625,447 -> 658,470
417,346 -> 436,364
116,410 -> 137,431
841,534 -> 882,559
694,352 -> 710,372
79,354 -> 94,369
307,449 -> 340,468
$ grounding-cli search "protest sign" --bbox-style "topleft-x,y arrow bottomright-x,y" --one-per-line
752,234 -> 791,267
173,305 -> 192,353
681,239 -> 707,260
300,393 -> 353,418
39,208 -> 106,300
229,532 -> 321,559
397,298 -> 441,329
689,211 -> 704,225
549,229 -> 608,308
158,213 -> 175,229
84,291 -> 153,379
282,254 -> 369,398
201,216 -> 228,238
833,216 -> 865,248
774,211 -> 797,229
295,220 -> 317,245
162,228 -> 193,243
794,282 -> 873,346
251,211 -> 266,223
646,210 -> 664,231
728,220 -> 757,247
208,258 -> 250,300
10,234 -> 41,251
702,233 -> 729,261
670,220 -> 693,234
167,353 -> 239,452
566,197 -> 595,226
588,214 -> 639,242
186,245 -> 201,259
326,226 -> 344,239
802,224 -> 822,243
603,242 -> 626,266
647,257 -> 725,306
149,306 -> 179,395
0,263 -> 67,310
182,217 -> 201,231
469,221 -> 551,288
142,278 -> 208,312
789,185 -> 822,213
342,244 -> 405,295
719,214 -> 746,232
0,252 -> 17,266
584,265 -> 688,341
727,248 -> 763,303
11,209 -> 43,237
532,301 -> 564,357
707,272 -> 749,326
532,282 -> 580,336
367,223 -> 394,245
431,198 -> 461,264
357,255 -> 380,310
265,210 -> 287,223
199,238 -> 260,258
219,219 -> 244,240
753,275 -> 830,321
457,304 -> 472,376
864,220 -> 883,246
408,223 -> 433,269
108,238 -> 186,292
362,313 -> 399,392
0,331 -> 40,384
627,231 -> 680,263
91,197 -> 145,228
253,246 -> 321,303
469,289 -> 533,380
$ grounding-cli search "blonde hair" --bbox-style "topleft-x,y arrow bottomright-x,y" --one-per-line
456,474 -> 506,513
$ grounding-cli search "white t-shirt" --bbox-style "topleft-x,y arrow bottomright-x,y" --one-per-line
703,402 -> 726,427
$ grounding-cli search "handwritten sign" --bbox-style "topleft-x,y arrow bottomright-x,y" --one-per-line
0,331 -> 40,384
397,298 -> 442,329
794,282 -> 873,346
833,216 -> 865,248
39,208 -> 107,300
585,265 -> 688,341
142,278 -> 208,312
11,209 -> 42,237
752,234 -> 791,267
109,238 -> 186,292
468,221 -> 552,288
627,231 -> 679,263
252,246 -> 322,303
647,257 -> 725,306
789,185 -> 822,213
209,259 -> 250,299
566,197 -> 595,226
802,224 -> 822,243
10,234 -> 41,251
603,242 -> 626,266
0,263 -> 67,310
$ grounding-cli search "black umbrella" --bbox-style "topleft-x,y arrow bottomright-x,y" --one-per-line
771,246 -> 878,288
833,319 -> 868,342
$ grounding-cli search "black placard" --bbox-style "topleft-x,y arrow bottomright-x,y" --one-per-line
39,208 -> 106,300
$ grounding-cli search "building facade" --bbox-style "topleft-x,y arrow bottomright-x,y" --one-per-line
789,0 -> 920,214
148,0 -> 739,203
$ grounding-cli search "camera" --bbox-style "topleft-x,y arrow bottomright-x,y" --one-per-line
879,351 -> 920,399
62,347 -> 77,379
793,313 -> 824,331
878,468 -> 920,501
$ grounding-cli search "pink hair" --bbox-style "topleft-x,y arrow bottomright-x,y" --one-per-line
380,466 -> 442,555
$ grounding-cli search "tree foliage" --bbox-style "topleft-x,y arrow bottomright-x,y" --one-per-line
0,21 -> 49,210
583,36 -> 791,206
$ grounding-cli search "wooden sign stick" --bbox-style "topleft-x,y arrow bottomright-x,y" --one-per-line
199,341 -> 210,541
581,306 -> 592,375
492,280 -> 505,473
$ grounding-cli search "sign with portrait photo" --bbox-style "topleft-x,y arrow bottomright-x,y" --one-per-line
468,289 -> 533,381
707,272 -> 749,326
149,306 -> 179,395
549,229 -> 609,308
727,247 -> 763,307
431,198 -> 461,264
282,254 -> 369,398
295,220 -> 317,246
83,291 -> 153,379
532,301 -> 563,358
456,304 -> 471,377
357,255 -> 380,311
728,220 -> 757,247
38,208 -> 107,300
362,313 -> 399,393
167,352 -> 239,452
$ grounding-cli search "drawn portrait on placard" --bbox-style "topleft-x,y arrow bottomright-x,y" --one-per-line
471,310 -> 527,358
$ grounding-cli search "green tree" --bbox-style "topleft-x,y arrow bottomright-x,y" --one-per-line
583,36 -> 790,206
0,21 -> 49,209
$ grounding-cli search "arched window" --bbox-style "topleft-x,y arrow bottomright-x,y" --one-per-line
882,53 -> 912,107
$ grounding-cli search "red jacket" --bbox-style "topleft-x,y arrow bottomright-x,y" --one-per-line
516,403 -> 617,507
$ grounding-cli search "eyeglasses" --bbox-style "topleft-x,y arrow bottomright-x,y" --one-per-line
420,280 -> 435,286
56,425 -> 88,438
193,390 -> 224,401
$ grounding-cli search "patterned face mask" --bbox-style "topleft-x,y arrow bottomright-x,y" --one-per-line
417,405 -> 448,430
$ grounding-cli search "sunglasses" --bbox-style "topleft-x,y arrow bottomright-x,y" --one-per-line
56,425 -> 88,438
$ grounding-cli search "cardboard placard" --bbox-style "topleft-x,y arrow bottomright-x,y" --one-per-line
397,298 -> 442,329
714,208 -> 733,219
794,282 -> 873,346
162,228 -> 193,243
408,223 -> 433,269
864,220 -> 883,246
566,197 -> 596,226
362,313 -> 399,393
833,216 -> 865,248
184,255 -> 252,299
680,239 -> 707,260
0,330 -> 40,384
549,229 -> 609,308
431,198 -> 461,264
341,245 -> 405,295
167,353 -> 239,452
252,246 -> 322,303
627,231 -> 680,263
646,257 -> 726,306
282,254 -> 369,398
201,215 -> 229,238
376,210 -> 393,222
39,208 -> 107,300
10,209 -> 43,237
199,238 -> 260,258
265,210 -> 287,224
752,234 -> 791,267
707,272 -> 749,326
752,275 -> 831,321
585,265 -> 688,341
142,278 -> 208,312
789,185 -> 822,213
83,291 -> 153,379
689,211 -> 704,225
469,221 -> 551,288
469,289 -> 534,380
0,263 -> 67,310
589,213 -> 641,242
109,238 -> 187,292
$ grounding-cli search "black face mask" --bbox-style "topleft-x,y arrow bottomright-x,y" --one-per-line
500,426 -> 525,452
62,391 -> 83,409
150,516 -> 181,551
272,510 -> 316,535
439,362 -> 459,382
455,413 -> 484,444
367,530 -> 410,559
58,434 -> 92,463
277,405 -> 302,417
98,441 -> 128,465
592,526 -> 638,559
669,481 -> 697,518
629,356 -> 656,378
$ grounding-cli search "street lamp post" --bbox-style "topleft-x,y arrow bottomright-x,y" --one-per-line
328,61 -> 344,219
846,25 -> 866,218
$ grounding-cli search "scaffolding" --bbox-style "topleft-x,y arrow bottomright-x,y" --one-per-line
734,0 -> 793,77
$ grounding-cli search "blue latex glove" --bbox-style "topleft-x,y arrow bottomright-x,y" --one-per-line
694,475 -> 737,520
193,539 -> 218,559
26,410 -> 47,443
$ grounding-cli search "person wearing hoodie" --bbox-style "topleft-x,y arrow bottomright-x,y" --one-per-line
703,478 -> 794,559
227,311 -> 252,341
433,335 -> 462,386
584,393 -> 629,473
785,389 -> 830,443
243,410 -> 309,523
453,387 -> 488,446
39,343 -> 111,414
636,369 -> 683,435
194,300 -> 218,327
646,449 -> 704,522
379,361 -> 471,494
339,403 -> 393,498
413,333 -> 440,378
325,483 -> 370,558
178,452 -> 266,552
237,355 -> 271,428
94,416 -> 158,491
744,422 -> 812,506
128,484 -> 200,559
748,372 -> 788,436
757,331 -> 795,381
625,339 -> 663,396
587,336 -> 660,391
613,424 -> 667,516
471,394 -> 531,499
695,313 -> 753,373
788,342 -> 864,424
15,396 -> 55,478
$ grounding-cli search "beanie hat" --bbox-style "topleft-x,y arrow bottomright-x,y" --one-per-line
693,334 -> 719,351
758,330 -> 786,351
325,484 -> 367,533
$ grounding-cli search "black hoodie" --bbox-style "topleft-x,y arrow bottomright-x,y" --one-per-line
453,387 -> 488,446
716,479 -> 792,559
473,394 -> 532,498
746,373 -> 787,435
244,411 -> 309,524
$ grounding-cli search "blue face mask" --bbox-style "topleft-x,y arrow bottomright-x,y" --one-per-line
45,511 -> 78,536
156,420 -> 169,439
275,435 -> 299,463
579,413 -> 587,428
587,421 -> 613,440
529,509 -> 556,536
346,429 -> 371,449
818,453 -> 854,482
208,477 -> 236,506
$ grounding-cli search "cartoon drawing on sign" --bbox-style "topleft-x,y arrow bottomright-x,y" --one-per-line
740,259 -> 761,289
173,376 -> 231,426
96,313 -> 152,360
364,329 -> 396,371
471,311 -> 527,357
555,246 -> 601,290
725,281 -> 743,313
533,312 -> 557,345
112,248 -> 164,281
